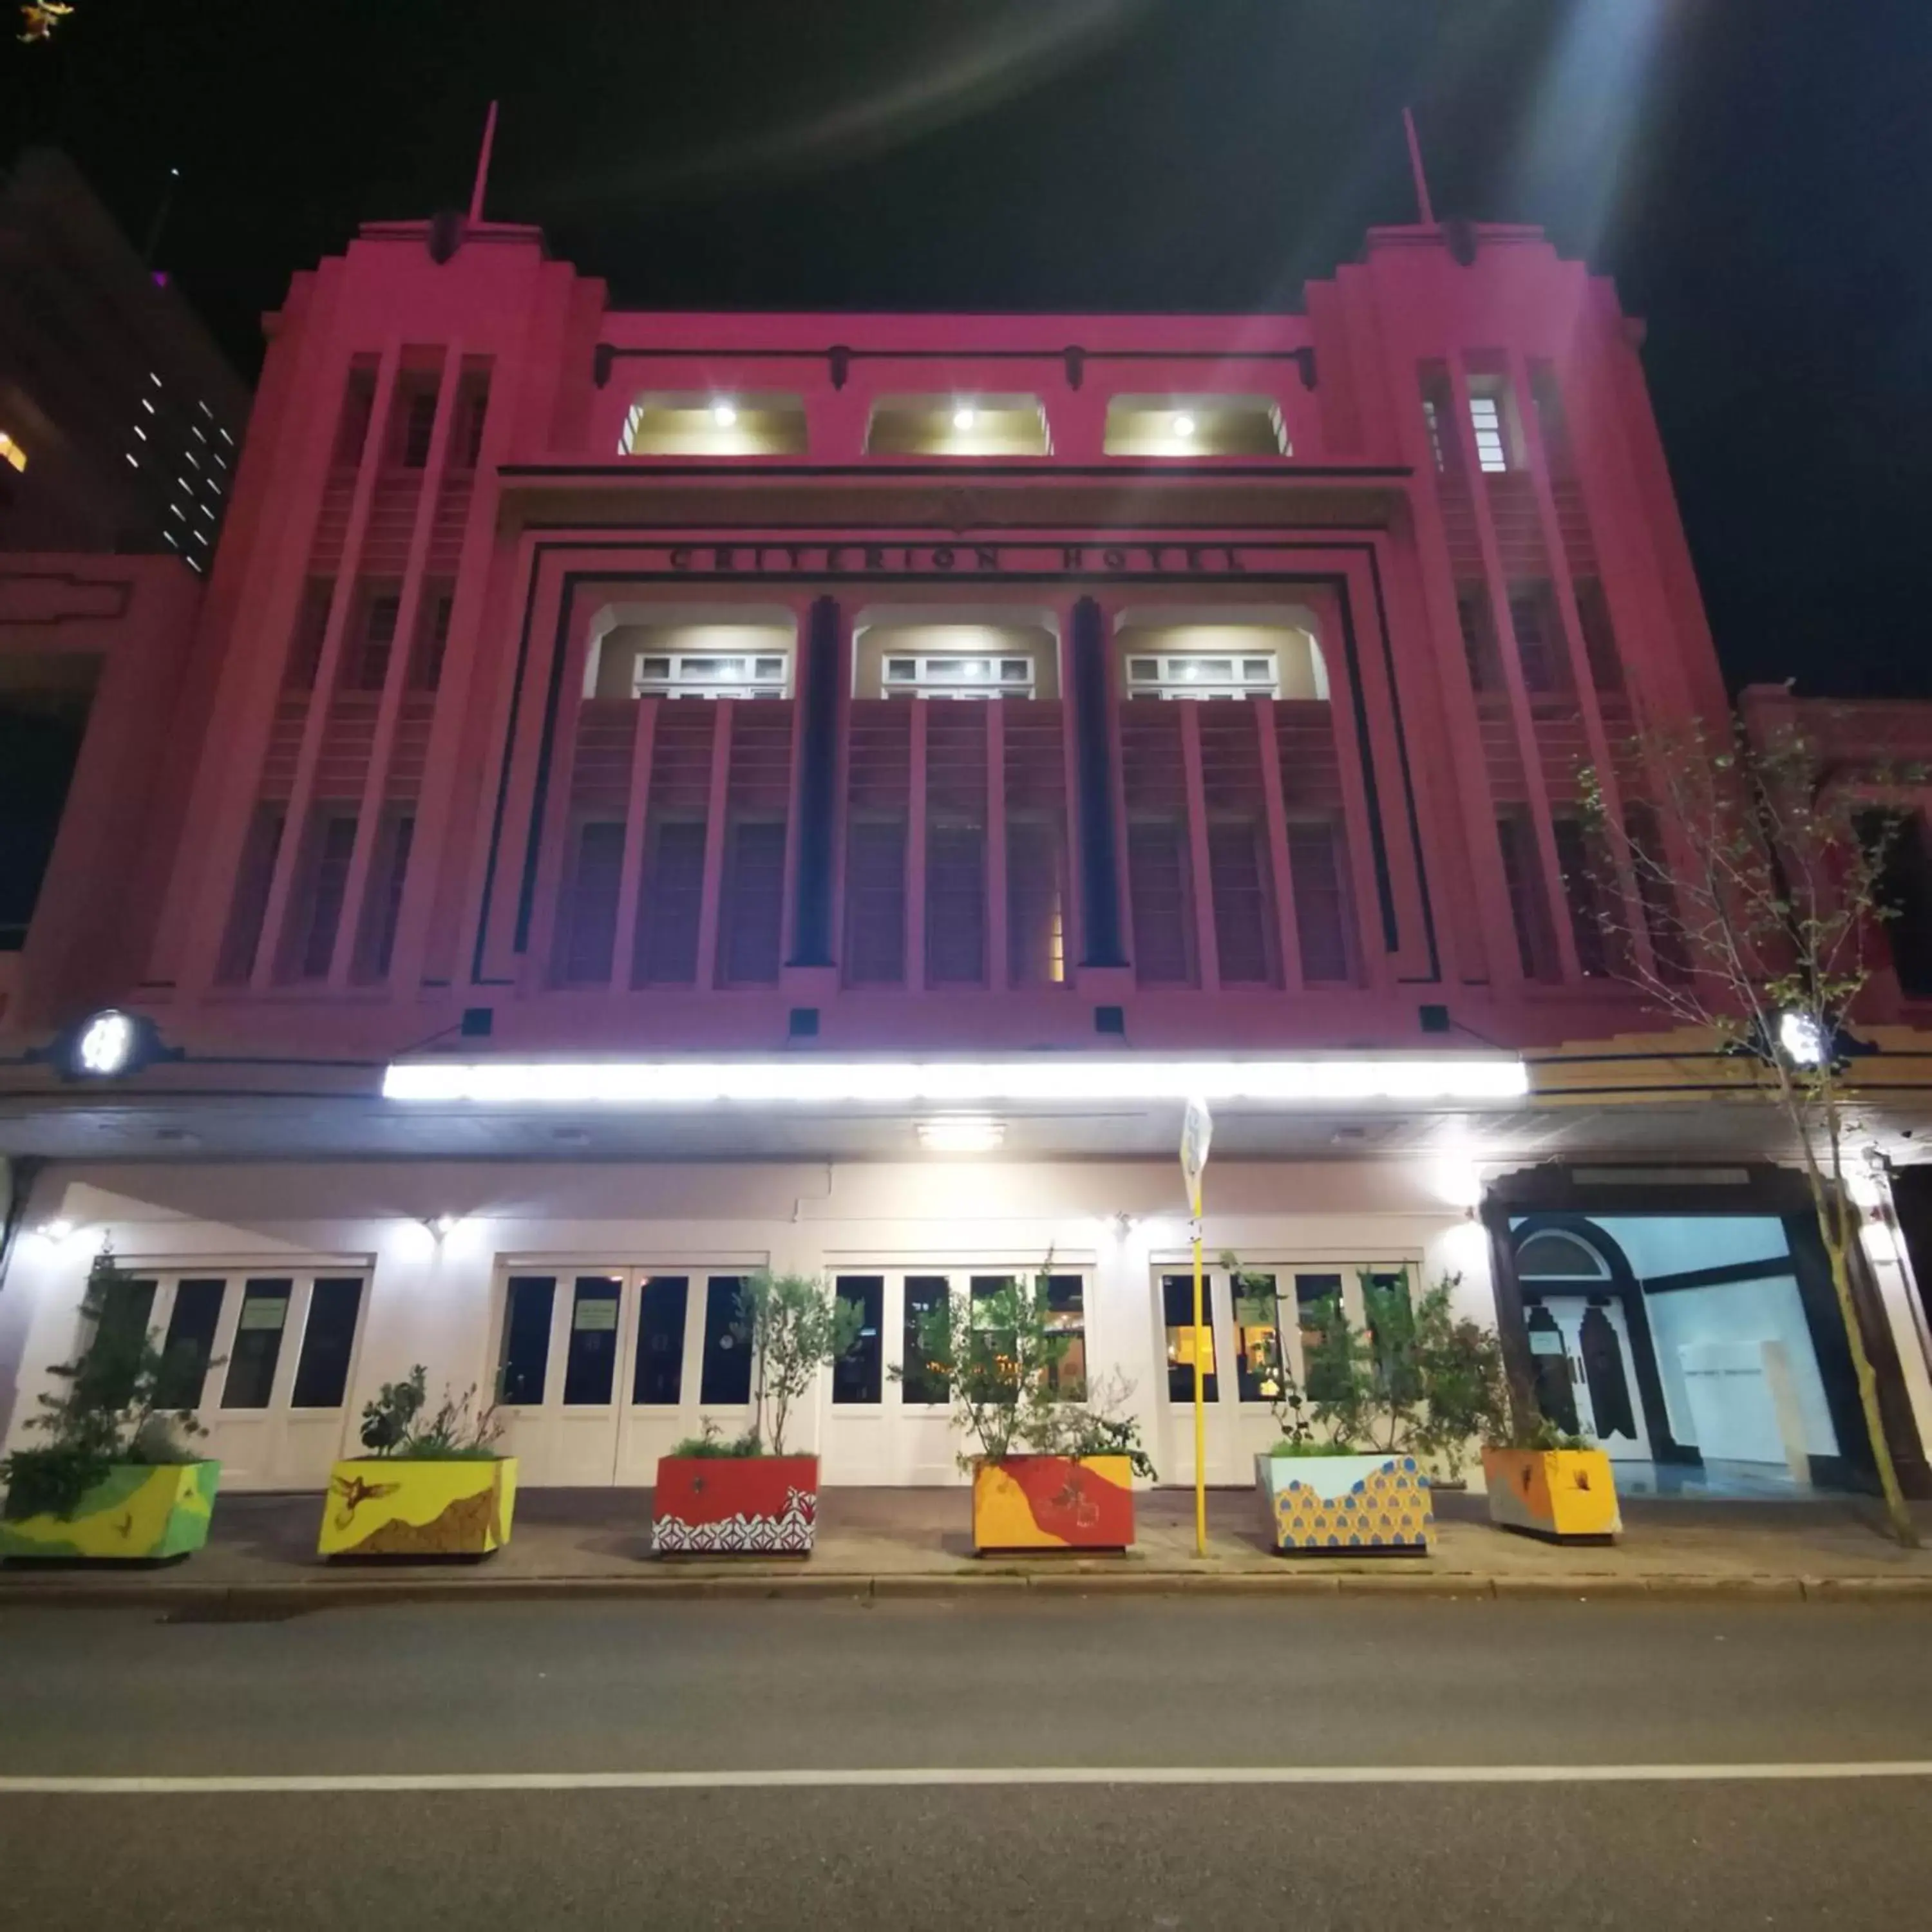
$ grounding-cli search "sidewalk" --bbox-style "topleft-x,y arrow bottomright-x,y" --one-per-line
4,1486 -> 1932,1612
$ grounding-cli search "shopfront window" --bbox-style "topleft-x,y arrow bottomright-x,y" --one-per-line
562,1276 -> 621,1406
498,1275 -> 556,1405
1163,1272 -> 1217,1402
1041,1273 -> 1086,1401
833,1276 -> 884,1405
290,1277 -> 363,1409
901,1275 -> 951,1405
699,1275 -> 752,1406
222,1278 -> 293,1409
632,1275 -> 688,1405
1294,1273 -> 1346,1401
155,1277 -> 224,1410
1231,1271 -> 1282,1403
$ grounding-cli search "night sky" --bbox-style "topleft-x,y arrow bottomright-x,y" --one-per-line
3,0 -> 1927,698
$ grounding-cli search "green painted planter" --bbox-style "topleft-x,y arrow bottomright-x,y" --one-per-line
0,1462 -> 221,1561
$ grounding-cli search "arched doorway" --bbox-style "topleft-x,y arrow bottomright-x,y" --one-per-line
1515,1226 -> 1652,1462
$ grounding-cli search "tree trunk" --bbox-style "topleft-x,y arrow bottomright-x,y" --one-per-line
1824,1235 -> 1920,1548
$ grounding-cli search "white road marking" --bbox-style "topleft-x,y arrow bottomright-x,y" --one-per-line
0,1762 -> 1929,1795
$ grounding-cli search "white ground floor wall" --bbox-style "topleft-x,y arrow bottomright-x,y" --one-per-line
0,1157 -> 1495,1492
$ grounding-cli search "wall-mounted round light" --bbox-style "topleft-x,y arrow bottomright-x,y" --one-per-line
77,1010 -> 137,1077
952,404 -> 977,431
710,400 -> 737,428
43,1218 -> 74,1244
1171,413 -> 1196,438
50,1008 -> 173,1083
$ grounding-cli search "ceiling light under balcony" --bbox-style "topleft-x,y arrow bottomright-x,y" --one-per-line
917,1115 -> 1007,1154
1172,413 -> 1195,437
952,404 -> 976,431
711,400 -> 737,428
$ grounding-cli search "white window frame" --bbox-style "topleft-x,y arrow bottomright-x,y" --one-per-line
632,649 -> 791,700
1126,652 -> 1285,700
1468,393 -> 1510,473
880,652 -> 1037,699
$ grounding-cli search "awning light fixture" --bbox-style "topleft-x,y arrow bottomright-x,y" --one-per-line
383,1056 -> 1530,1108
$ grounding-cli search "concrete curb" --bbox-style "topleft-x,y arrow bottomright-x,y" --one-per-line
2,1567 -> 1929,1614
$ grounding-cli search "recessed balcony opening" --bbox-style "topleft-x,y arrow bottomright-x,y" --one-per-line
1103,395 -> 1288,458
852,609 -> 1060,701
620,393 -> 808,457
864,395 -> 1050,457
582,605 -> 797,700
1114,609 -> 1328,701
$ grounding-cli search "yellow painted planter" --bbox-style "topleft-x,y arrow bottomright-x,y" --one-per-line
0,1462 -> 220,1562
318,1457 -> 518,1558
971,1455 -> 1136,1553
1482,1447 -> 1621,1542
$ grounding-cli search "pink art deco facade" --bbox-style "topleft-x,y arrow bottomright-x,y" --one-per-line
2,203 -> 1929,1500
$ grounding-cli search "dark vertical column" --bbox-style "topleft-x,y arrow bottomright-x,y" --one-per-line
787,594 -> 839,967
1069,594 -> 1126,969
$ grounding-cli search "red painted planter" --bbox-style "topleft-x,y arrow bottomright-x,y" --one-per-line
651,1454 -> 818,1557
971,1454 -> 1136,1553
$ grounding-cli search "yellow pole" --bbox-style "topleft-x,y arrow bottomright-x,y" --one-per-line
1191,1209 -> 1206,1557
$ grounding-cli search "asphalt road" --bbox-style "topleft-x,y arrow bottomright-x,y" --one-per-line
1,1596 -> 1928,1928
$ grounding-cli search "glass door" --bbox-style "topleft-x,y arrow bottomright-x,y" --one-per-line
115,1270 -> 366,1488
495,1269 -> 760,1486
1155,1267 -> 1246,1484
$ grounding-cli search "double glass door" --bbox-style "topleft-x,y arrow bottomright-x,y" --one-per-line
95,1268 -> 366,1489
1153,1262 -> 1413,1484
492,1269 -> 757,1486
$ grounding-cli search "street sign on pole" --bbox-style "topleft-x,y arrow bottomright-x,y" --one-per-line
1179,1095 -> 1213,1555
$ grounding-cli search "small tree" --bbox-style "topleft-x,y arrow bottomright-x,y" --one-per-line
739,1271 -> 864,1457
1,1245 -> 204,1520
891,1261 -> 1074,1470
1580,713 -> 1920,1546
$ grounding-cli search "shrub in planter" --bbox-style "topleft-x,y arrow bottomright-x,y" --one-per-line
1242,1267 -> 1463,1555
652,1273 -> 862,1557
1,1248 -> 220,1562
1482,1417 -> 1622,1543
893,1262 -> 1155,1554
319,1367 -> 515,1558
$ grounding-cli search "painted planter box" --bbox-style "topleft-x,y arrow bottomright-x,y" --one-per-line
972,1454 -> 1135,1553
318,1457 -> 518,1558
1482,1447 -> 1621,1542
1256,1452 -> 1434,1554
0,1461 -> 220,1562
652,1455 -> 818,1556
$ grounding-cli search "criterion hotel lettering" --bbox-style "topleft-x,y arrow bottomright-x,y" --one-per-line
664,544 -> 1248,574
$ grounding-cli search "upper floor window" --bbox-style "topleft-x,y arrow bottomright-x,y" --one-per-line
397,387 -> 439,469
854,614 -> 1057,701
1468,393 -> 1509,473
634,652 -> 788,700
865,395 -> 1049,457
1103,395 -> 1287,458
1117,616 -> 1329,702
582,609 -> 797,701
884,654 -> 1034,699
620,392 -> 808,457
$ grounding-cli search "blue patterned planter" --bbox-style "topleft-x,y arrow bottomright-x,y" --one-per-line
1255,1452 -> 1434,1555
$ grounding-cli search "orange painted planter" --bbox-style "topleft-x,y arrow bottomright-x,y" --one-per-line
1482,1447 -> 1621,1542
971,1454 -> 1135,1553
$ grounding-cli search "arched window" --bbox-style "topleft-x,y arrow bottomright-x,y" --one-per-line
1515,1229 -> 1609,1279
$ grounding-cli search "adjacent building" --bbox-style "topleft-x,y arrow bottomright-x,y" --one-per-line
2,191 -> 1929,1501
